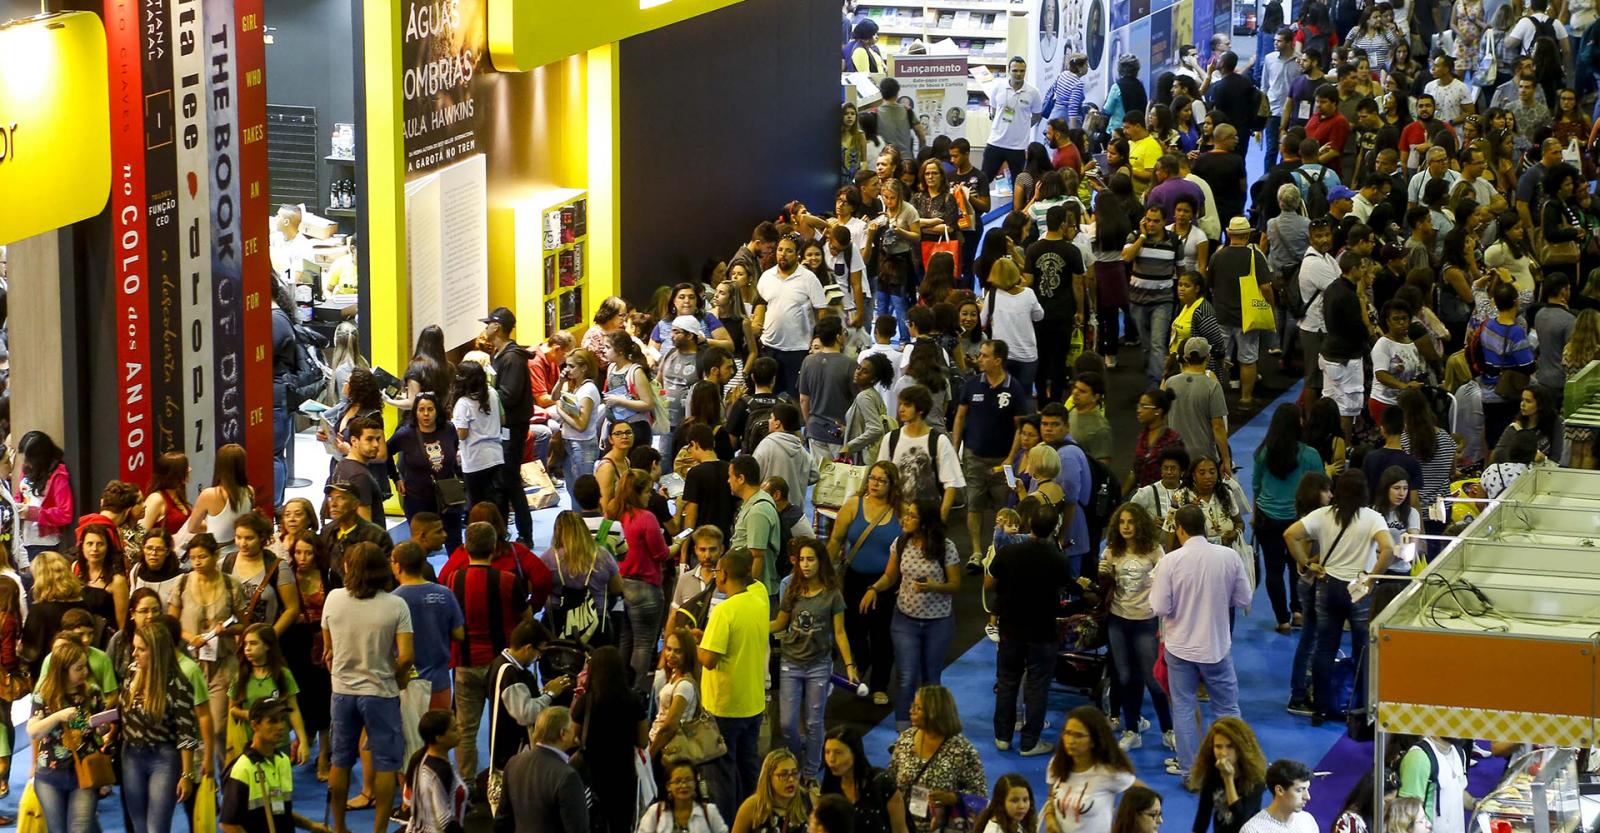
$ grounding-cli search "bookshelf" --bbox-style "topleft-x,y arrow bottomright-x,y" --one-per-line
856,1 -> 1015,66
511,188 -> 589,344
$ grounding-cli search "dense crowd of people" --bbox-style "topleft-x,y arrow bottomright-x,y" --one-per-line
3,0 -> 1598,831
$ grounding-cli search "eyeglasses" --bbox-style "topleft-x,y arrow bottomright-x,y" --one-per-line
866,475 -> 888,484
611,428 -> 633,437
773,770 -> 801,780
1142,810 -> 1165,819
668,778 -> 696,787
1061,729 -> 1091,739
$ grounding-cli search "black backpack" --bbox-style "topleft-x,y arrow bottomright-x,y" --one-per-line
739,392 -> 789,455
1080,447 -> 1122,529
1298,165 -> 1332,219
886,426 -> 948,500
1524,14 -> 1561,49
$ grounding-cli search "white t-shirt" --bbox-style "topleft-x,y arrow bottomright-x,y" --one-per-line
649,673 -> 699,744
1508,13 -> 1569,54
1047,765 -> 1136,833
986,81 -> 1044,150
1422,78 -> 1474,124
877,428 -> 966,504
1369,337 -> 1425,404
823,243 -> 866,312
1240,809 -> 1321,833
452,390 -> 504,474
757,265 -> 828,351
1169,224 -> 1209,273
979,288 -> 1045,361
321,589 -> 414,698
562,380 -> 603,442
1299,505 -> 1391,581
1298,252 -> 1339,334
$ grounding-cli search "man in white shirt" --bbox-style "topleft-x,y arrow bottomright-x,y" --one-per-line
1350,174 -> 1386,222
1422,55 -> 1475,124
1297,217 -> 1340,394
983,57 -> 1043,184
1504,0 -> 1571,66
1150,506 -> 1253,776
755,235 -> 828,395
1407,146 -> 1462,207
1261,28 -> 1302,168
1239,760 -> 1319,833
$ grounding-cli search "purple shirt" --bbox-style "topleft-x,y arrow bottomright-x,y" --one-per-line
1149,536 -> 1252,664
1146,177 -> 1207,224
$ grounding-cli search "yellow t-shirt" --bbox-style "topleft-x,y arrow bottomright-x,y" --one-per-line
1128,135 -> 1165,199
699,581 -> 770,719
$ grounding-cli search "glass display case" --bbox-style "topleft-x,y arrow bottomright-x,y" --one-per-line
1477,748 -> 1582,833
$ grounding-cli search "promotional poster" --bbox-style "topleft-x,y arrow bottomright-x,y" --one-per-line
401,0 -> 486,177
1035,0 -> 1237,115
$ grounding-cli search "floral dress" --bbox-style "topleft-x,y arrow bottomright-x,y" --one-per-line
1453,0 -> 1487,75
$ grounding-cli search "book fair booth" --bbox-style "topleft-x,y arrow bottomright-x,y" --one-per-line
1371,466 -> 1600,833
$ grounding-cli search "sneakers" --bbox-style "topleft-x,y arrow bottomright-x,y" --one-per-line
966,553 -> 984,575
1136,717 -> 1150,734
1117,731 -> 1142,751
1164,758 -> 1188,777
872,692 -> 889,706
985,623 -> 1000,643
994,738 -> 1011,751
1163,730 -> 1177,751
1020,741 -> 1053,757
1286,698 -> 1315,717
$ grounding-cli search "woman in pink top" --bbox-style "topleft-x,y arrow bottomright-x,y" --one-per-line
614,468 -> 672,697
15,431 -> 74,565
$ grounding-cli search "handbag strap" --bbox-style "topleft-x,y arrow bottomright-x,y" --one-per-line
240,561 -> 276,623
841,497 -> 890,570
487,661 -> 513,775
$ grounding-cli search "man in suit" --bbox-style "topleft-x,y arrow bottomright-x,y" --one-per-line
494,706 -> 588,833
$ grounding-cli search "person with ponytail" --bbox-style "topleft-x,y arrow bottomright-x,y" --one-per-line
404,709 -> 468,833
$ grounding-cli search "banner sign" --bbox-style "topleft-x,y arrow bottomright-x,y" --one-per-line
237,0 -> 274,503
105,0 -> 153,485
173,0 -> 216,492
401,0 -> 485,177
204,0 -> 246,458
143,0 -> 184,462
890,55 -> 971,145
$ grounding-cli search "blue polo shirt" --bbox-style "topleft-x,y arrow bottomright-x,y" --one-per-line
957,372 -> 1032,458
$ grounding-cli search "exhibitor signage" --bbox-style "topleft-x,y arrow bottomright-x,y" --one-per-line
402,0 -> 485,177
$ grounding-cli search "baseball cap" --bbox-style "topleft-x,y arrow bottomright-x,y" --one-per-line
324,479 -> 359,497
1328,185 -> 1357,203
480,306 -> 516,331
670,315 -> 706,341
1184,337 -> 1212,362
249,696 -> 290,722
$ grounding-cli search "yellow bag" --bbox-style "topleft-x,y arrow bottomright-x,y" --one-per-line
1240,245 -> 1276,333
226,715 -> 250,763
16,779 -> 42,833
194,775 -> 218,832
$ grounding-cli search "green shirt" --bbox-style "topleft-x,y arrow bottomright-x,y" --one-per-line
730,491 -> 782,589
234,668 -> 300,750
177,654 -> 207,705
38,647 -> 118,698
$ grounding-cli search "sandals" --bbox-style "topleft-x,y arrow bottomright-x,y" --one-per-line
345,792 -> 376,811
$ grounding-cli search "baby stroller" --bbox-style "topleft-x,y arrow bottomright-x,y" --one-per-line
1053,587 -> 1111,713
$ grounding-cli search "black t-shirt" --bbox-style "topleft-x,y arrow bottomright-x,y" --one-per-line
683,459 -> 736,532
1346,126 -> 1379,184
989,538 -> 1074,641
1205,245 -> 1269,328
951,166 -> 991,216
1191,151 -> 1248,226
1208,73 -> 1258,133
333,458 -> 386,525
1024,238 -> 1085,322
1361,446 -> 1425,496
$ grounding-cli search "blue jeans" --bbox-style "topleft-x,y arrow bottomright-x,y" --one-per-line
875,291 -> 911,345
563,437 -> 599,509
530,422 -> 553,468
1264,115 -> 1283,169
1107,615 -> 1172,733
890,610 -> 955,729
993,637 -> 1055,748
618,578 -> 664,698
1128,301 -> 1174,386
272,403 -> 292,508
122,742 -> 182,833
1291,572 -> 1319,701
1165,649 -> 1241,771
34,765 -> 96,833
1312,575 -> 1372,718
712,714 -> 765,821
779,657 -> 833,779
1004,359 -> 1039,397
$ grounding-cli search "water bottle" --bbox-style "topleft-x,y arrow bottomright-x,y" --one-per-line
830,672 -> 869,697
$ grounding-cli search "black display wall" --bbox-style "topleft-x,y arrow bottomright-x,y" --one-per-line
618,0 -> 839,299
264,0 -> 359,214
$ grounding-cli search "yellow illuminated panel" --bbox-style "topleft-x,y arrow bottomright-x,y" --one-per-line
0,12 -> 111,246
488,0 -> 745,71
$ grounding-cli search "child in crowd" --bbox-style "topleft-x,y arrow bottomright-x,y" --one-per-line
973,773 -> 1037,833
982,508 -> 1028,643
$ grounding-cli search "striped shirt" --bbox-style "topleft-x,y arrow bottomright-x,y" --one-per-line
1046,70 -> 1086,124
1126,231 -> 1181,305
1401,427 -> 1457,509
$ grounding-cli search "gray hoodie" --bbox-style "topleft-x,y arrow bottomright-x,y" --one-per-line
753,430 -> 820,505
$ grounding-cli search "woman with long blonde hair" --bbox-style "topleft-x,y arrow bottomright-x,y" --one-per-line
22,551 -> 85,674
733,749 -> 812,833
119,623 -> 200,833
1384,796 -> 1431,833
539,510 -> 622,646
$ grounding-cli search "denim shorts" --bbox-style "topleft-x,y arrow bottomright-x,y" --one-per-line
330,693 -> 404,772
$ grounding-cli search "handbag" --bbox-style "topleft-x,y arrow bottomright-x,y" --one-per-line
485,663 -> 513,818
0,665 -> 33,701
1534,222 -> 1582,265
74,749 -> 116,789
226,715 -> 250,763
192,776 -> 217,833
660,681 -> 728,765
16,779 -> 42,833
432,475 -> 467,511
1240,245 -> 1277,333
814,459 -> 867,509
921,230 -> 961,270
520,460 -> 561,510
838,500 -> 890,570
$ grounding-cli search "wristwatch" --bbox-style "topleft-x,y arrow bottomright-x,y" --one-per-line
183,770 -> 201,784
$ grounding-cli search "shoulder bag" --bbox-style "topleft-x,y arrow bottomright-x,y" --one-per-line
1240,245 -> 1277,333
838,499 -> 890,571
485,662 -> 513,818
660,678 -> 728,765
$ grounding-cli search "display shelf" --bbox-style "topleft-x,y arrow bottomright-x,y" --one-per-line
510,188 -> 590,344
325,207 -> 356,217
324,156 -> 356,164
858,1 -> 1014,72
